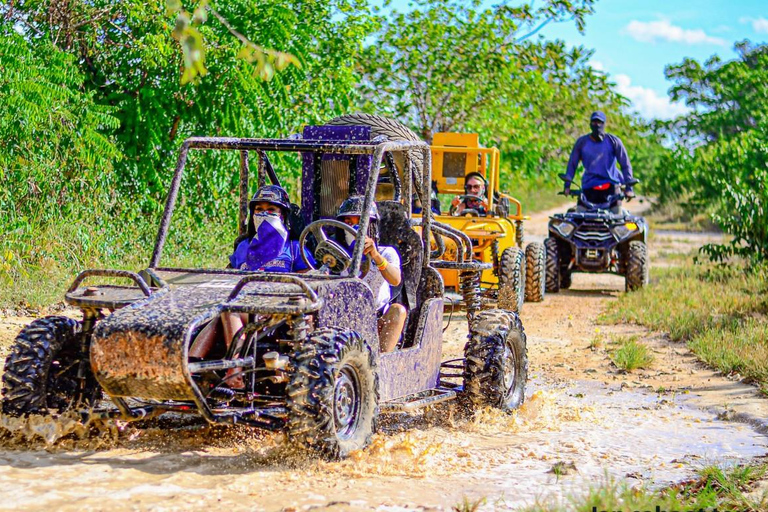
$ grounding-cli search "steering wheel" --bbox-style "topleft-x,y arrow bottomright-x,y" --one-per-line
299,219 -> 370,276
450,194 -> 486,217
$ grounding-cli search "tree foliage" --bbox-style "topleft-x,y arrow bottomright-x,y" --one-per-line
358,0 -> 661,186
660,41 -> 768,261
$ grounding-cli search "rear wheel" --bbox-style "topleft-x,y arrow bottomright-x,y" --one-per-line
498,247 -> 525,313
544,237 -> 560,293
2,316 -> 100,416
463,309 -> 527,411
287,329 -> 378,459
524,242 -> 546,302
625,241 -> 649,291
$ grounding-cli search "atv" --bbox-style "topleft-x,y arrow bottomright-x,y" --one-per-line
544,174 -> 649,293
1,122 -> 528,458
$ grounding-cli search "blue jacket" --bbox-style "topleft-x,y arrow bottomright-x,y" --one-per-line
565,134 -> 634,190
230,239 -> 314,272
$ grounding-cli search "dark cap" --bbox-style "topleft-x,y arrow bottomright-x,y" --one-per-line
590,111 -> 607,123
249,185 -> 290,212
336,195 -> 379,221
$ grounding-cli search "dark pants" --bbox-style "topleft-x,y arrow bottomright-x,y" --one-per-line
578,184 -> 622,213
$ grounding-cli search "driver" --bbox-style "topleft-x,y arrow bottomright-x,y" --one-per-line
190,185 -> 313,389
451,172 -> 488,216
337,196 -> 407,353
564,111 -> 635,213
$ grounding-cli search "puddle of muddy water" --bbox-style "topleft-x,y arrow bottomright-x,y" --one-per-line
1,375 -> 765,512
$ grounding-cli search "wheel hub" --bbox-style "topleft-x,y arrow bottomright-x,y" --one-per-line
333,366 -> 361,439
501,342 -> 517,398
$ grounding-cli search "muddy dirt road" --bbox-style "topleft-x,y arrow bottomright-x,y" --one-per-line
1,205 -> 767,511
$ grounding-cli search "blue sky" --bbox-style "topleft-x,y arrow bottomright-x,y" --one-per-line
384,1 -> 768,120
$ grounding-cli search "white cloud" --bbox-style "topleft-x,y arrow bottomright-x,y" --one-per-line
625,19 -> 727,46
589,60 -> 605,72
740,16 -> 768,34
614,74 -> 690,120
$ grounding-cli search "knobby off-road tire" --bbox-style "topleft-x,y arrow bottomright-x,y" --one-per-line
2,316 -> 100,416
463,309 -> 527,411
287,328 -> 378,459
498,246 -> 525,313
625,241 -> 650,292
326,113 -> 426,199
544,237 -> 560,293
524,242 -> 546,302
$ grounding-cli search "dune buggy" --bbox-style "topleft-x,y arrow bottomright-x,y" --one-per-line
2,123 -> 528,458
426,132 -> 546,313
545,174 -> 649,292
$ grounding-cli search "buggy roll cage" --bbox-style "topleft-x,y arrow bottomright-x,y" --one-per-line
150,136 -> 433,278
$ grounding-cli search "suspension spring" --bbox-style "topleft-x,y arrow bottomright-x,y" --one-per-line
288,314 -> 310,346
460,270 -> 482,322
491,239 -> 500,276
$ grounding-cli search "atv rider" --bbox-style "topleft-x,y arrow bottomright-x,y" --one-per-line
450,172 -> 489,216
190,185 -> 314,387
564,111 -> 636,214
337,196 -> 407,353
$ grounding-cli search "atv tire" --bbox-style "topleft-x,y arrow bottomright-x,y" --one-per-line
625,241 -> 649,291
287,328 -> 378,459
326,113 -> 425,198
498,246 -> 525,313
463,309 -> 527,411
544,237 -> 560,293
2,316 -> 100,416
524,242 -> 546,302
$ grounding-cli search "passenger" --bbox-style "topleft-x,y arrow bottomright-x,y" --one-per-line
190,185 -> 313,389
451,172 -> 488,216
337,196 -> 407,353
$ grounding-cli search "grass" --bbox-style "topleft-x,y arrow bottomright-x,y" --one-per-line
610,335 -> 654,371
646,199 -> 720,233
601,260 -> 768,390
524,462 -> 768,511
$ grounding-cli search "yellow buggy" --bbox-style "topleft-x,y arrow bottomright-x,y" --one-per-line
427,133 -> 546,313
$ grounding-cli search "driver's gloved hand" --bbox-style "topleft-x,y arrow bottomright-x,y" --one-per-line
624,187 -> 636,201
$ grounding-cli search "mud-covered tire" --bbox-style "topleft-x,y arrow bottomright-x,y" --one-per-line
2,316 -> 100,416
498,247 -> 525,313
544,237 -> 560,293
463,309 -> 527,411
625,241 -> 649,291
287,328 -> 378,459
524,242 -> 546,302
326,113 -> 425,197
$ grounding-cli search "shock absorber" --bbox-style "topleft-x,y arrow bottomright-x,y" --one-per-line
515,220 -> 525,247
491,239 -> 500,276
288,314 -> 310,346
460,270 -> 482,322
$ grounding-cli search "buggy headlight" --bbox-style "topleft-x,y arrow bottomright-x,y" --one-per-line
554,221 -> 575,237
612,222 -> 638,239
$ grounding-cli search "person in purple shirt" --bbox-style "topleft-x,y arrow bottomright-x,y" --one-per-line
564,111 -> 636,212
190,185 -> 313,389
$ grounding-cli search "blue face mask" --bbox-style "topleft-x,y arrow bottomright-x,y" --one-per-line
243,212 -> 288,270
345,225 -> 359,246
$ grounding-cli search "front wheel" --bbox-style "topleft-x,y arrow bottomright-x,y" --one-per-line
524,242 -> 546,302
498,247 -> 525,313
2,316 -> 100,416
625,241 -> 649,291
287,329 -> 378,459
463,309 -> 528,411
544,237 -> 560,293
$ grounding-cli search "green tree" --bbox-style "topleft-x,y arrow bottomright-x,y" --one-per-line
662,41 -> 768,261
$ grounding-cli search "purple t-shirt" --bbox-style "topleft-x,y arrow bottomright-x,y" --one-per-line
565,134 -> 633,190
230,239 -> 314,272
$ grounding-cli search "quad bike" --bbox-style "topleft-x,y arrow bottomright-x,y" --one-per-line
424,132 -> 545,314
1,121 -> 528,459
544,174 -> 649,293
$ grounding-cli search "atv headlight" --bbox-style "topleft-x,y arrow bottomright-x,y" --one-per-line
553,221 -> 575,238
612,222 -> 638,239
